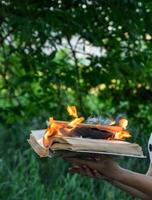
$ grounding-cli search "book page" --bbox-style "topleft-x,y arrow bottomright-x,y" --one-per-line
51,136 -> 144,157
31,129 -> 45,146
28,130 -> 145,158
28,130 -> 49,157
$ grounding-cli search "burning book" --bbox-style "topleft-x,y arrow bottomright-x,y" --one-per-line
28,106 -> 144,158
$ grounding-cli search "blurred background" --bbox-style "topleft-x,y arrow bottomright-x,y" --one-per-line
0,0 -> 152,199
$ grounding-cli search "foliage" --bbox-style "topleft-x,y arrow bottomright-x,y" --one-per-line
0,0 -> 152,199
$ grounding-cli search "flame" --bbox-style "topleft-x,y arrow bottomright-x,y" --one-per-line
43,117 -> 60,148
67,106 -> 84,128
114,130 -> 131,140
113,118 -> 131,140
68,117 -> 84,127
43,106 -> 84,147
67,106 -> 78,118
118,118 -> 128,130
43,106 -> 131,148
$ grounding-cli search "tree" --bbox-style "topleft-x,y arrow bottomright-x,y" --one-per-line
0,1 -> 152,199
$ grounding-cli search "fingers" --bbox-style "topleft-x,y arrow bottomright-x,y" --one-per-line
82,165 -> 97,178
68,165 -> 82,173
69,165 -> 93,177
65,157 -> 99,170
68,165 -> 103,179
64,156 -> 118,179
92,170 -> 103,179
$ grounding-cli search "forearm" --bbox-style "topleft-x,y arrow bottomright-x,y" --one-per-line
111,180 -> 150,200
110,167 -> 152,197
66,157 -> 152,198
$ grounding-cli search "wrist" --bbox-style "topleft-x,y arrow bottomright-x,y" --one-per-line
105,164 -> 122,180
112,166 -> 130,182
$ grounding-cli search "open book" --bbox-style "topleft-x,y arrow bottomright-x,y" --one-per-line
28,130 -> 145,158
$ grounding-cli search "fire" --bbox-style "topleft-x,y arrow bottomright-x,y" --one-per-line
67,106 -> 84,128
113,118 -> 131,140
118,118 -> 128,130
43,106 -> 85,147
67,106 -> 78,118
114,131 -> 131,140
68,117 -> 84,127
43,106 -> 132,148
43,117 -> 62,148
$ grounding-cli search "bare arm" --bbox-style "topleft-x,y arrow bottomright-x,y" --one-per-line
106,163 -> 152,199
69,164 -> 151,200
112,166 -> 152,197
114,163 -> 152,199
66,157 -> 152,198
112,180 -> 150,200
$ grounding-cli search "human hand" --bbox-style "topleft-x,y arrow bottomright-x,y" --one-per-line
65,156 -> 120,180
69,164 -> 102,178
68,164 -> 110,181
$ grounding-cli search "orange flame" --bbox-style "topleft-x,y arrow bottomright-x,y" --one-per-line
43,117 -> 63,147
118,118 -> 128,130
43,106 -> 85,147
68,117 -> 84,127
67,105 -> 78,118
113,118 -> 131,140
67,106 -> 84,128
43,106 -> 131,148
114,131 -> 131,140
